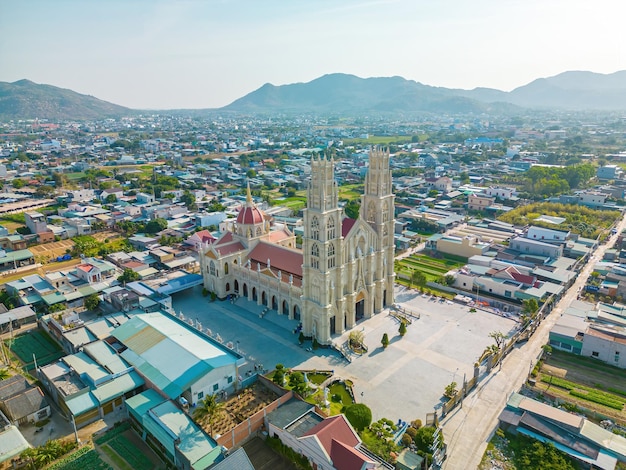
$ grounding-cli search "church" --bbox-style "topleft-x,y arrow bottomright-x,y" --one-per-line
200,147 -> 395,345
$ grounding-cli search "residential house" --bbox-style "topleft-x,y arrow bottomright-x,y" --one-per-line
266,398 -> 380,470
0,376 -> 51,425
468,193 -> 495,211
499,392 -> 626,468
38,340 -> 144,427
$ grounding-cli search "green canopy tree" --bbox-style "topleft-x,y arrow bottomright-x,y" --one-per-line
344,403 -> 372,431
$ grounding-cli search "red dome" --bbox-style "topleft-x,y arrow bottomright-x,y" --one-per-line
236,205 -> 265,225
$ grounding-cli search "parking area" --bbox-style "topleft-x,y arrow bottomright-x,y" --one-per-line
172,285 -> 519,424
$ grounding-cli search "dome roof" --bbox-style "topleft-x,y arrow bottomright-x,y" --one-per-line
236,205 -> 265,225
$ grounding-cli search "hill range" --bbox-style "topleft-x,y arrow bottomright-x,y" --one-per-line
1,70 -> 626,120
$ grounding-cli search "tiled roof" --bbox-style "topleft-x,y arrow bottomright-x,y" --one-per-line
214,232 -> 234,246
268,230 -> 291,242
342,218 -> 357,238
330,439 -> 371,470
248,242 -> 303,277
302,415 -> 359,456
214,241 -> 246,256
76,264 -> 94,272
236,205 -> 265,225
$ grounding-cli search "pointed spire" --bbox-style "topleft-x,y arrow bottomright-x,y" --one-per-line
246,179 -> 253,205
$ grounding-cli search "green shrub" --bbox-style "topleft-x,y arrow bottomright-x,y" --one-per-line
569,390 -> 624,410
345,403 -> 372,431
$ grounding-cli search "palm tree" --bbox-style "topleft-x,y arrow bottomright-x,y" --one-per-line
193,394 -> 224,437
0,368 -> 10,380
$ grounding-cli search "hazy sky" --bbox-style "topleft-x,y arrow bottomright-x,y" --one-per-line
1,0 -> 624,109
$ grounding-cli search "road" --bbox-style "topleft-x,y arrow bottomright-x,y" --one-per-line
441,216 -> 626,470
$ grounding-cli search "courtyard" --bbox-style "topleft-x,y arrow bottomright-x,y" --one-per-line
172,284 -> 518,424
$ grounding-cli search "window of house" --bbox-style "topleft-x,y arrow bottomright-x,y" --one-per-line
592,351 -> 599,357
505,290 -> 511,297
228,376 -> 233,383
210,261 -> 216,276
213,384 -> 219,391
197,391 -> 204,399
463,282 -> 466,287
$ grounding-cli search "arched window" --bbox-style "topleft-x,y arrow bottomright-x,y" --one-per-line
224,263 -> 229,275
311,243 -> 319,269
209,261 -> 216,276
256,227 -> 262,237
311,216 -> 319,240
327,216 -> 335,239
328,242 -> 335,269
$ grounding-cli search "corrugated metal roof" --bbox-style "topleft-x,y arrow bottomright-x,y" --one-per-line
63,351 -> 109,383
83,341 -> 129,374
150,401 -> 218,466
126,389 -> 166,422
91,371 -> 144,404
65,391 -> 98,415
124,326 -> 167,355
113,312 -> 239,398
0,426 -> 31,462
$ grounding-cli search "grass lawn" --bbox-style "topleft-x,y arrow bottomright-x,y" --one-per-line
395,253 -> 464,284
338,184 -> 363,201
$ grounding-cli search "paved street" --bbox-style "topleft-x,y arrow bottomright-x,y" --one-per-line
440,216 -> 626,470
172,284 -> 517,424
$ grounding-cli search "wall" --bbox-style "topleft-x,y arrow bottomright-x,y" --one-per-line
217,390 -> 294,449
580,331 -> 626,368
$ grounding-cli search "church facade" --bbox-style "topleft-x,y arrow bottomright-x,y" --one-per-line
200,147 -> 395,344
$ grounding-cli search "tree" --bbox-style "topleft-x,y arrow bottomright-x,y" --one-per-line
84,293 -> 100,311
145,217 -> 168,234
344,403 -> 372,431
272,364 -> 285,385
118,268 -> 140,285
35,185 -> 55,198
193,394 -> 224,437
344,200 -> 360,219
0,369 -> 10,380
289,371 -> 309,396
410,270 -> 427,290
381,333 -> 390,349
105,193 -> 117,204
399,320 -> 407,337
181,190 -> 196,210
489,331 -> 507,349
444,382 -> 458,399
12,178 -> 25,189
522,298 -> 539,318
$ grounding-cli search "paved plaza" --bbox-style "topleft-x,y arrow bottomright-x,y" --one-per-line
172,285 -> 518,423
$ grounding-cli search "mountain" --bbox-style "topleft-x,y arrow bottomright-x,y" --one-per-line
223,74 -> 518,115
224,71 -> 626,113
0,79 -> 131,120
505,71 -> 626,109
